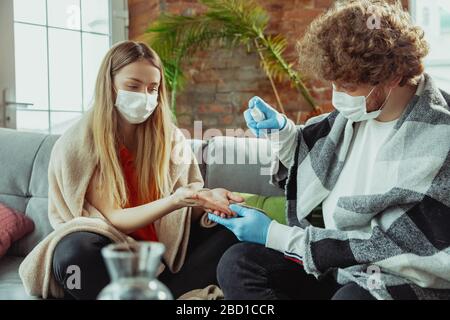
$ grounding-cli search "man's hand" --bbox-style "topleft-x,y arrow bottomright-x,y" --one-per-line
244,96 -> 287,137
207,204 -> 272,245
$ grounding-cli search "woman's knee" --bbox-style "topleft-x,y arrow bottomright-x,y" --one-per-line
52,232 -> 112,284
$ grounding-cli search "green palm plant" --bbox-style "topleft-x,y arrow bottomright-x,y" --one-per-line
141,0 -> 317,118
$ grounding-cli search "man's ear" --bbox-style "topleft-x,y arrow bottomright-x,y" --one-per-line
389,76 -> 402,89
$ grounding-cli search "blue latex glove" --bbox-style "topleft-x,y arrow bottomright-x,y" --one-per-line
207,204 -> 272,245
243,96 -> 287,138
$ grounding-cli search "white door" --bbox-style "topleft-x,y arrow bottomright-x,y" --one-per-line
0,0 -> 18,128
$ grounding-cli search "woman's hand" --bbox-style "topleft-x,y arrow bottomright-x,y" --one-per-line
197,188 -> 245,218
171,186 -> 244,217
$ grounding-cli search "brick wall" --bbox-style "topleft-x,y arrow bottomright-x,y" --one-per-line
128,0 -> 408,134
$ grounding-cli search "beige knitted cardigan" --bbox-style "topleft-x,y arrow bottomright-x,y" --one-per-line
18,113 -> 221,300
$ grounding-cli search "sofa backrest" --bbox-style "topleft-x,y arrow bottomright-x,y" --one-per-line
0,128 -> 284,257
0,129 -> 56,257
202,136 -> 284,197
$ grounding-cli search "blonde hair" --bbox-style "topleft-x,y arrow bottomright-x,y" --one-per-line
297,0 -> 429,87
88,40 -> 174,208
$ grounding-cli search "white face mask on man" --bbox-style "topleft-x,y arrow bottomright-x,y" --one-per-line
114,89 -> 159,124
332,84 -> 392,122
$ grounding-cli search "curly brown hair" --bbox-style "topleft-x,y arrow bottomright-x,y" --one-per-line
297,0 -> 429,87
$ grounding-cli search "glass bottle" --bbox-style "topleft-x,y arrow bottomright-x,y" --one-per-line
97,241 -> 173,300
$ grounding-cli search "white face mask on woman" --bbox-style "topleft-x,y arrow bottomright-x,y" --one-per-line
332,84 -> 392,122
114,89 -> 159,124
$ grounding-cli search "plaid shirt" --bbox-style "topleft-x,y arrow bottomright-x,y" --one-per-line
268,74 -> 450,300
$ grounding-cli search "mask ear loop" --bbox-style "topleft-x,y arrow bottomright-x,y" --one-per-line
366,86 -> 376,99
366,86 -> 392,113
142,89 -> 148,106
112,87 -> 117,107
378,88 -> 393,112
112,86 -> 119,101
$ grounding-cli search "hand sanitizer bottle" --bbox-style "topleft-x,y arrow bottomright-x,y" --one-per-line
250,107 -> 266,137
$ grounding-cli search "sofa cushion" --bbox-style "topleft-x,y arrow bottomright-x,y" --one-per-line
0,256 -> 38,300
236,192 -> 325,228
28,135 -> 60,198
236,193 -> 287,225
0,129 -> 48,197
0,203 -> 34,258
7,197 -> 53,257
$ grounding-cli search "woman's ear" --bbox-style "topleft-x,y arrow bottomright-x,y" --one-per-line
112,85 -> 119,101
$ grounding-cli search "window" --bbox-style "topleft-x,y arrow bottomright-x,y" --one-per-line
11,0 -> 127,134
441,6 -> 450,34
410,0 -> 450,92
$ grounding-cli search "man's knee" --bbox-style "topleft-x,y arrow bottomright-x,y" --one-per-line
332,282 -> 376,300
217,243 -> 288,300
217,242 -> 268,288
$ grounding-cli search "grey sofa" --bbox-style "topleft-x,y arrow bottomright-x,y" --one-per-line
0,127 -> 283,300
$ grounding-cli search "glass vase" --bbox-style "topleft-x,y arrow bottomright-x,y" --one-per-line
97,241 -> 173,300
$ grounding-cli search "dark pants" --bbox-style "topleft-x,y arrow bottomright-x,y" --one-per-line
217,243 -> 376,300
52,223 -> 238,300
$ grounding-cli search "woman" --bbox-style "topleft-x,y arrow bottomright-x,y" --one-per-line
19,41 -> 242,300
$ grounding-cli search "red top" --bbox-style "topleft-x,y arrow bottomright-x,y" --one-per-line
118,144 -> 158,242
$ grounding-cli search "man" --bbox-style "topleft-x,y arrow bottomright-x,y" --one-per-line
208,0 -> 450,300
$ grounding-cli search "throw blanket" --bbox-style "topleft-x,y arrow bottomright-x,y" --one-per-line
270,74 -> 450,300
19,110 -> 219,300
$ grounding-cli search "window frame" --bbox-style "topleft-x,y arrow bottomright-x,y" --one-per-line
409,0 -> 450,92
